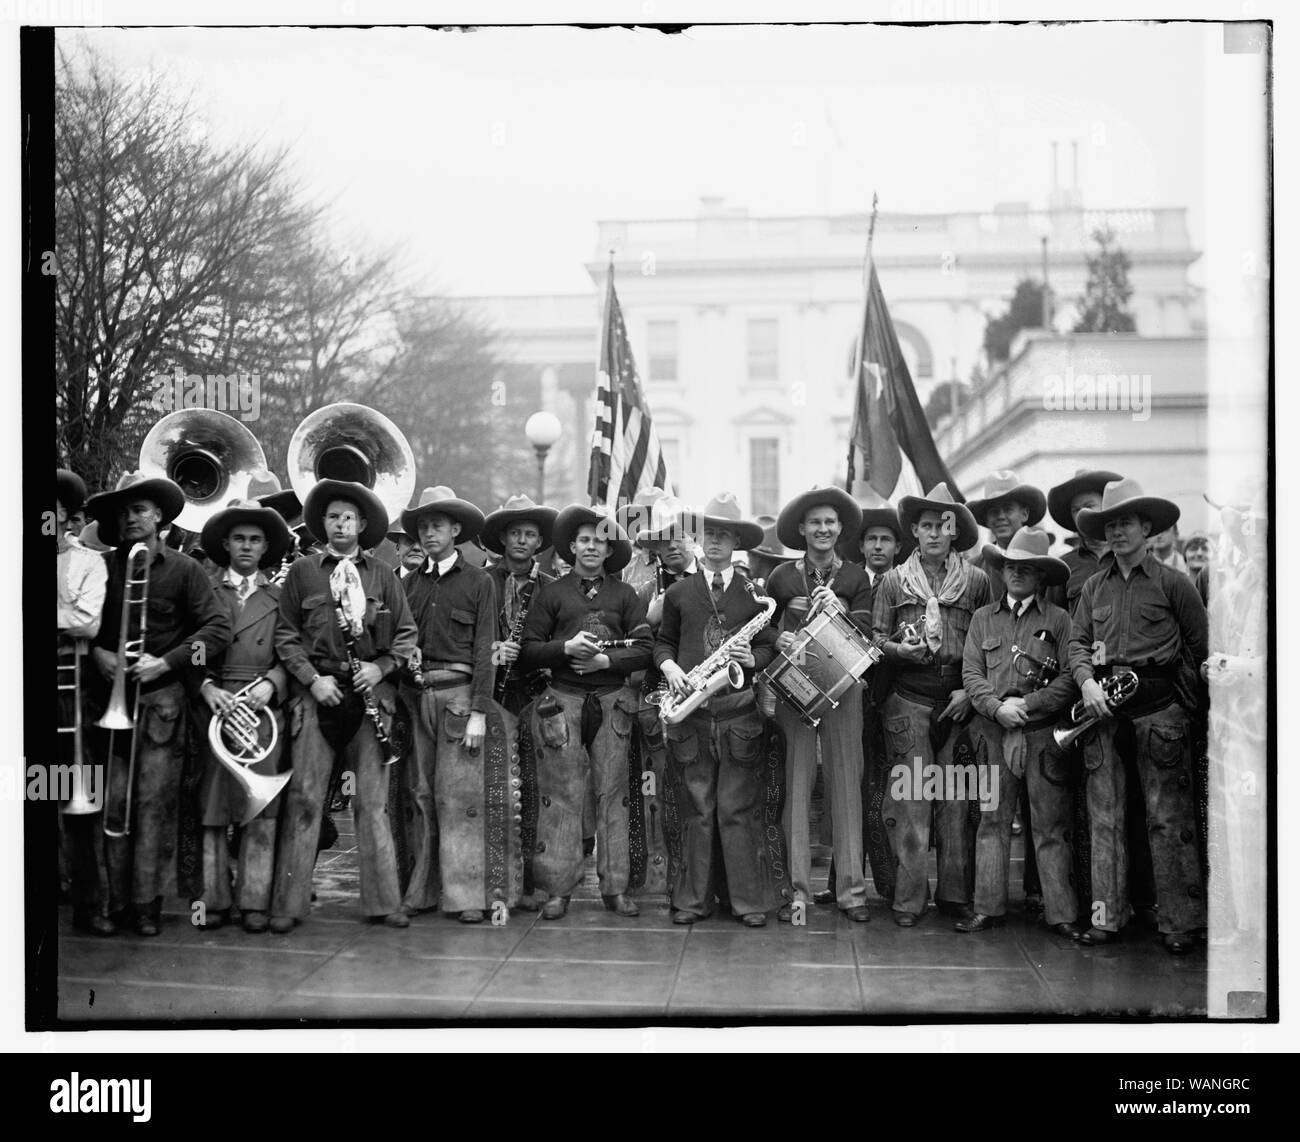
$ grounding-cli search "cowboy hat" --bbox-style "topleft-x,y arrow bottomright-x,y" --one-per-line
898,482 -> 980,552
480,493 -> 558,555
1047,468 -> 1124,534
615,486 -> 668,537
57,468 -> 87,514
836,485 -> 904,558
980,526 -> 1069,586
692,493 -> 764,550
776,486 -> 864,552
302,478 -> 389,550
633,494 -> 696,545
552,503 -> 632,574
248,470 -> 303,527
966,470 -> 1047,528
200,498 -> 295,569
77,519 -> 112,552
1075,477 -> 1180,543
750,519 -> 800,561
400,486 -> 486,545
84,470 -> 186,548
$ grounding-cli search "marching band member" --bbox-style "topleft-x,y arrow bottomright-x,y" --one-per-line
85,472 -> 232,936
817,487 -> 903,906
745,517 -> 797,594
1045,469 -> 1123,613
959,527 -> 1080,936
269,478 -> 418,933
654,494 -> 778,926
398,486 -> 522,922
1067,478 -> 1208,954
768,485 -> 873,923
58,469 -> 110,936
480,494 -> 558,717
192,498 -> 295,933
517,505 -> 652,919
872,483 -> 991,927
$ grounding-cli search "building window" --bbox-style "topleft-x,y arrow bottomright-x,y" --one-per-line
749,437 -> 780,517
647,320 -> 677,382
747,319 -> 779,382
658,436 -> 681,497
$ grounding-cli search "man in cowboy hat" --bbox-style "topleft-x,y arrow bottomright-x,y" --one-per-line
872,482 -> 992,927
654,493 -> 779,927
480,493 -> 558,717
1067,478 -> 1208,954
192,497 -> 295,933
397,486 -> 524,923
767,486 -> 873,923
1148,522 -> 1189,576
814,487 -> 906,907
746,515 -> 797,593
1045,469 -> 1123,614
517,505 -> 653,919
84,471 -> 232,936
967,470 -> 1048,578
269,478 -> 418,933
56,468 -> 111,935
958,526 -> 1081,937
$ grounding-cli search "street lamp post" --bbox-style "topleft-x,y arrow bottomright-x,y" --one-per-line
524,411 -> 562,504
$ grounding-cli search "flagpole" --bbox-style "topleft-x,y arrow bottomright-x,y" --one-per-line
846,192 -> 879,492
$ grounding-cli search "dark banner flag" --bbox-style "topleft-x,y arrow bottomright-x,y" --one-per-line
846,262 -> 962,500
586,267 -> 672,511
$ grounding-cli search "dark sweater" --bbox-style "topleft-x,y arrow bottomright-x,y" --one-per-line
653,570 -> 777,686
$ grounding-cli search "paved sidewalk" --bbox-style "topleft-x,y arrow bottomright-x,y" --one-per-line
57,811 -> 1208,1023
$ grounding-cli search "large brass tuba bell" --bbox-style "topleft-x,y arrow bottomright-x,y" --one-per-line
139,409 -> 268,532
286,402 -> 416,525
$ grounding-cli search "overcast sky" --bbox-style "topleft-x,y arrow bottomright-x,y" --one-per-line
71,22 -> 1216,296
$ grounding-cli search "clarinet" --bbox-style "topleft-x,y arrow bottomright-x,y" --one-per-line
494,562 -> 539,703
332,600 -> 401,767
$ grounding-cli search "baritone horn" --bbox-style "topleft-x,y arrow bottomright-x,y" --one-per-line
207,677 -> 290,825
139,409 -> 268,532
286,403 -> 416,525
100,542 -> 151,838
1053,670 -> 1139,751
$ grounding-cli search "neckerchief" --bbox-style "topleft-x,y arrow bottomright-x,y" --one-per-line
329,554 -> 367,638
896,550 -> 971,653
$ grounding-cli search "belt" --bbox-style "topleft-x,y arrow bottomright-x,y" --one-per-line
1097,662 -> 1177,681
550,679 -> 623,700
410,669 -> 473,692
423,661 -> 472,675
312,658 -> 355,678
219,665 -> 268,682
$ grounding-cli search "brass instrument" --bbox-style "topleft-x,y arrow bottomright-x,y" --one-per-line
494,562 -> 539,702
286,403 -> 416,526
58,641 -> 100,815
1052,670 -> 1139,750
1010,629 -> 1059,693
894,619 -> 935,665
651,577 -> 776,726
99,542 -> 152,838
207,676 -> 290,825
139,409 -> 268,532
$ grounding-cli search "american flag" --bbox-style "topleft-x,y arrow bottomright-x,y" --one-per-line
586,267 -> 673,511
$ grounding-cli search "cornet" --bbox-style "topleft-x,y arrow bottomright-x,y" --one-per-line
207,677 -> 290,825
1010,629 -> 1059,693
100,542 -> 151,838
1053,670 -> 1139,750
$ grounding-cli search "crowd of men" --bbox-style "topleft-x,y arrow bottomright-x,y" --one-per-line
55,456 -> 1225,956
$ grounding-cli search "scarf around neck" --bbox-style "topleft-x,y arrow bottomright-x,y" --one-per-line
895,550 -> 972,653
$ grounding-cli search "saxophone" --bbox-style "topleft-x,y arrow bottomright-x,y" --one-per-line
651,575 -> 777,726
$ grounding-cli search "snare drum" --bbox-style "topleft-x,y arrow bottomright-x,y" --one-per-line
759,597 -> 882,728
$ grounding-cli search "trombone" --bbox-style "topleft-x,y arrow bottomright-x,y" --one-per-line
58,640 -> 100,816
99,542 -> 152,838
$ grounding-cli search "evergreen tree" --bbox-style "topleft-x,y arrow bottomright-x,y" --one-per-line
1073,226 -> 1137,333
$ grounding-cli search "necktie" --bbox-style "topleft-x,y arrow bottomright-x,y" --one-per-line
236,576 -> 253,607
580,577 -> 601,599
711,571 -> 725,606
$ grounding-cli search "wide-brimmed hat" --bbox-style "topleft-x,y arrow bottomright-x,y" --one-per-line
85,470 -> 186,548
480,493 -> 558,555
248,470 -> 303,527
632,494 -> 695,545
1076,478 -> 1180,543
750,520 -> 799,561
692,493 -> 764,551
77,520 -> 111,552
980,526 -> 1069,586
552,503 -> 632,573
200,498 -> 295,569
303,478 -> 389,550
967,470 -> 1047,528
400,486 -> 485,545
615,486 -> 667,537
57,468 -> 87,514
837,485 -> 904,550
898,482 -> 980,552
777,486 -> 864,551
1047,468 -> 1124,534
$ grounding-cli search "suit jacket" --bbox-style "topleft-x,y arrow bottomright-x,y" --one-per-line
204,568 -> 288,703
